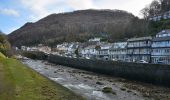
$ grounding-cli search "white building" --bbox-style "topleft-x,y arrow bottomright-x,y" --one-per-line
127,36 -> 152,62
88,38 -> 101,42
109,42 -> 127,61
21,46 -> 27,51
56,43 -> 70,54
67,43 -> 79,55
38,46 -> 51,54
96,43 -> 112,60
151,29 -> 170,64
79,45 -> 97,59
149,11 -> 170,21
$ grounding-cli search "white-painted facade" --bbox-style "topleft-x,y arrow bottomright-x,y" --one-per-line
151,30 -> 170,64
88,38 -> 101,42
109,42 -> 127,61
96,43 -> 112,60
80,45 -> 98,58
127,36 -> 152,62
149,11 -> 170,21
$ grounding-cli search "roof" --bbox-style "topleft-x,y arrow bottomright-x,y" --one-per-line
100,43 -> 112,50
110,42 -> 127,50
157,29 -> 170,35
127,36 -> 152,42
81,41 -> 99,48
152,36 -> 170,42
83,45 -> 96,49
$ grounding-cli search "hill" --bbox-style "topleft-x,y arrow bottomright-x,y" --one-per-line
8,9 -> 146,47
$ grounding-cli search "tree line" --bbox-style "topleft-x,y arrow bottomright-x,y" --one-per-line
141,0 -> 170,19
0,30 -> 12,56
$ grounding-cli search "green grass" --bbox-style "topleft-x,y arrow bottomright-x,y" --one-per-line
0,52 -> 6,58
0,56 -> 85,100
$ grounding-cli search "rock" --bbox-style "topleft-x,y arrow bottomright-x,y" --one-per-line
96,81 -> 104,85
102,87 -> 116,95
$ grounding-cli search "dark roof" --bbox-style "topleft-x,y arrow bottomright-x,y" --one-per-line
157,29 -> 170,35
127,36 -> 152,42
152,36 -> 170,41
81,41 -> 98,48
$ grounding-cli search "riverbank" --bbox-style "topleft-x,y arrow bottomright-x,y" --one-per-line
0,56 -> 84,100
22,59 -> 170,100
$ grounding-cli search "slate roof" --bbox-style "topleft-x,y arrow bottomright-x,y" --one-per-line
152,36 -> 170,42
127,36 -> 152,42
157,29 -> 170,35
110,42 -> 127,50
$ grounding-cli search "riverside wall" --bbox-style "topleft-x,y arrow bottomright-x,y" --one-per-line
48,54 -> 170,87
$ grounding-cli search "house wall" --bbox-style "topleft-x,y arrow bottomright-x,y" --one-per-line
152,41 -> 170,47
152,41 -> 170,64
109,49 -> 127,61
127,39 -> 152,62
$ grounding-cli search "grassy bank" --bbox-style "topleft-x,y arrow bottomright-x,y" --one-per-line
0,54 -> 84,100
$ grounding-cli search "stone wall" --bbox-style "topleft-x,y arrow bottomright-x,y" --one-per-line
48,54 -> 170,87
22,51 -> 48,60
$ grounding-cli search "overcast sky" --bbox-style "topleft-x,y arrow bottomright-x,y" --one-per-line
0,0 -> 153,34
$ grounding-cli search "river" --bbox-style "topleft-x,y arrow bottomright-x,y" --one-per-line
22,59 -> 170,100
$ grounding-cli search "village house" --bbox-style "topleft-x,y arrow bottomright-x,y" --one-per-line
53,42 -> 80,57
109,42 -> 127,61
88,38 -> 101,42
26,47 -> 37,51
149,10 -> 170,21
21,46 -> 27,51
79,45 -> 97,59
37,45 -> 51,54
151,29 -> 170,64
67,42 -> 79,56
96,43 -> 112,60
127,36 -> 152,62
56,43 -> 70,54
78,38 -> 101,59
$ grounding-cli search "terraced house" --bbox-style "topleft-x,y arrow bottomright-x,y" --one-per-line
109,42 -> 127,61
96,43 -> 112,60
127,36 -> 152,62
149,10 -> 170,21
151,30 -> 170,64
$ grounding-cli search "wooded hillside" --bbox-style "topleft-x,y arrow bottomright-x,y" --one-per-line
8,9 -> 147,47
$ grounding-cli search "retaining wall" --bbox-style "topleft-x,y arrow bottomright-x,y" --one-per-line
48,54 -> 170,87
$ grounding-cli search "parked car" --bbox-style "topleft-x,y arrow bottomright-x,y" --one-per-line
85,57 -> 90,59
138,60 -> 148,63
112,59 -> 117,61
157,61 -> 165,64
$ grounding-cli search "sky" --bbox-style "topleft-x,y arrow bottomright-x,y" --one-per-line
0,0 -> 153,34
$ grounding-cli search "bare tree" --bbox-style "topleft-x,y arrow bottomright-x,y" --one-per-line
140,6 -> 150,20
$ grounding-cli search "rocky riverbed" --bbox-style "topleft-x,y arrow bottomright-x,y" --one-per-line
22,59 -> 170,100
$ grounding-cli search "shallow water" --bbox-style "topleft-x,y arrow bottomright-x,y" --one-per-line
22,59 -> 147,100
